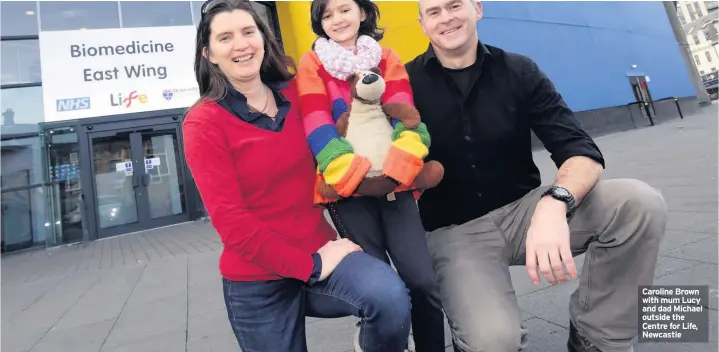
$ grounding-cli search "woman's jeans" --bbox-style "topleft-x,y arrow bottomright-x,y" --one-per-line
222,251 -> 412,352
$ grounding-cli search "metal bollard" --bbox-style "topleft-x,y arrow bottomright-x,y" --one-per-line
674,98 -> 684,119
644,102 -> 655,126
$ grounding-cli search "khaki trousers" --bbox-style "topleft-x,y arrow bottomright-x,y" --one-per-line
426,179 -> 668,352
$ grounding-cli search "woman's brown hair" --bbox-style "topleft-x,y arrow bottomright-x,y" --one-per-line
193,0 -> 296,103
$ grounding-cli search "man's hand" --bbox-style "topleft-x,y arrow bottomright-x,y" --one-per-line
525,197 -> 578,285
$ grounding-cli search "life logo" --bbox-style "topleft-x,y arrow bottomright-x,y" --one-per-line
56,97 -> 91,112
110,91 -> 148,108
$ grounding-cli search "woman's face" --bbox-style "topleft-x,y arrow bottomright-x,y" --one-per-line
320,0 -> 366,47
205,9 -> 265,84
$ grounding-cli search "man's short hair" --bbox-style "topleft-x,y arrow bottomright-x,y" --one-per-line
419,0 -> 479,17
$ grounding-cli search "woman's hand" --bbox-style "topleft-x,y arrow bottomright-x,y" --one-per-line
316,238 -> 363,281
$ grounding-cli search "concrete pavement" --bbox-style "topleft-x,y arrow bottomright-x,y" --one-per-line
2,102 -> 717,352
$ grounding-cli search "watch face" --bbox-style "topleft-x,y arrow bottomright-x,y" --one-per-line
555,187 -> 569,197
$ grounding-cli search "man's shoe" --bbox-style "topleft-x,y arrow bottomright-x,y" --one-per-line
567,321 -> 602,352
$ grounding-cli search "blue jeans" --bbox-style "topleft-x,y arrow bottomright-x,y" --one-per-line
222,251 -> 412,352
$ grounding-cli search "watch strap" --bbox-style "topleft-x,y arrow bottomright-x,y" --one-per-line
542,186 -> 576,217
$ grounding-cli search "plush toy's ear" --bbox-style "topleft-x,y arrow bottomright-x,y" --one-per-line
346,73 -> 358,83
370,67 -> 382,76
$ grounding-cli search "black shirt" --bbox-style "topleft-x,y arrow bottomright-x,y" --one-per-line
445,65 -> 474,97
218,81 -> 291,132
406,40 -> 605,232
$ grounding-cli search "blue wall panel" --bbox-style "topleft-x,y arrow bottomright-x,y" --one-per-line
477,1 -> 695,112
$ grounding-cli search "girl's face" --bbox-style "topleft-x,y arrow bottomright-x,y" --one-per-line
320,0 -> 367,47
205,9 -> 265,85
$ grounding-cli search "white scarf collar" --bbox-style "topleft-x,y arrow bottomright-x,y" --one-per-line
313,35 -> 383,80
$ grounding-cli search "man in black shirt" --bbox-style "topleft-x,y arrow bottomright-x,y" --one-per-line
408,1 -> 667,351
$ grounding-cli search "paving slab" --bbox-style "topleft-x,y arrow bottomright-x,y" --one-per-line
1,103 -> 717,352
659,230 -> 717,252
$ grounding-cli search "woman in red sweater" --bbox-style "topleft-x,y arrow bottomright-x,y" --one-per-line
182,1 -> 411,351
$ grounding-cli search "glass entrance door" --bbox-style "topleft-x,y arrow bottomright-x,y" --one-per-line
88,124 -> 187,238
140,129 -> 186,221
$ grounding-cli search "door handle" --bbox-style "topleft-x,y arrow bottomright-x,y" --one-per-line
132,174 -> 139,188
142,173 -> 150,186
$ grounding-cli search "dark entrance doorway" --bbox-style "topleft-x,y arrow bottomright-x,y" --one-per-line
76,112 -> 197,240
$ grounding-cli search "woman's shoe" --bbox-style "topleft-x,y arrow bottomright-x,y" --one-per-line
353,320 -> 414,352
406,333 -> 415,352
354,324 -> 363,352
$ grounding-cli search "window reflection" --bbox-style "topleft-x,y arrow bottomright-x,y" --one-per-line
1,187 -> 50,252
191,1 -> 203,26
1,1 -> 39,36
1,136 -> 50,252
39,1 -> 120,31
1,40 -> 42,85
121,1 -> 192,28
1,136 -> 44,189
0,87 -> 45,135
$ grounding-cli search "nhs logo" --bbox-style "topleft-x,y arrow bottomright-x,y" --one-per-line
56,97 -> 91,112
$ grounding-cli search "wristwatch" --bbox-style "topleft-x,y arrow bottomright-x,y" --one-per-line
541,186 -> 576,217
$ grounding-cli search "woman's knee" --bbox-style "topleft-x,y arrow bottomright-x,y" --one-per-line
366,277 -> 412,339
352,253 -> 412,333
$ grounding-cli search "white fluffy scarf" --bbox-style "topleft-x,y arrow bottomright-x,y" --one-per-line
314,35 -> 382,80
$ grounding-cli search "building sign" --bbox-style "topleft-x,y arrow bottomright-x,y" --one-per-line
39,26 -> 200,122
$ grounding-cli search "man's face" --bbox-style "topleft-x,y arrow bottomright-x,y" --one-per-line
418,0 -> 482,52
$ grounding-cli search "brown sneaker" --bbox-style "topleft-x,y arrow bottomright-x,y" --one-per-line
567,321 -> 603,352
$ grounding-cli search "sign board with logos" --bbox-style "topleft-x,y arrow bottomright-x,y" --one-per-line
39,26 -> 200,122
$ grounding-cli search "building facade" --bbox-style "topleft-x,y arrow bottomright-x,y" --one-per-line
0,1 -> 699,253
676,0 -> 719,96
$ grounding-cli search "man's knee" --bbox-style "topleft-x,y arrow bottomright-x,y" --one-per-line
589,178 -> 668,233
452,318 -> 524,352
614,178 -> 666,211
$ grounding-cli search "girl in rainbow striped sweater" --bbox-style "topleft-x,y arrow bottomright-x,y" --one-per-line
296,0 -> 446,351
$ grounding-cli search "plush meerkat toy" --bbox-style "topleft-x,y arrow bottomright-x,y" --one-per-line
317,67 -> 444,199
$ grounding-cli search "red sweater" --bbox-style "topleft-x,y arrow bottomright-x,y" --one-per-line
181,79 -> 337,282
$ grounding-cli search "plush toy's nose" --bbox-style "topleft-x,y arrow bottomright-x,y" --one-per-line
362,73 -> 378,85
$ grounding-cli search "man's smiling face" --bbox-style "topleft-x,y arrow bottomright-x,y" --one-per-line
418,0 -> 483,53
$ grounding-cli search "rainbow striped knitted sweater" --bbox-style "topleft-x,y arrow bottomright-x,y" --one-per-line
296,46 -> 431,204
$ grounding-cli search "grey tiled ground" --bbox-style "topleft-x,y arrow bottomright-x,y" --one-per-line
2,102 -> 718,352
